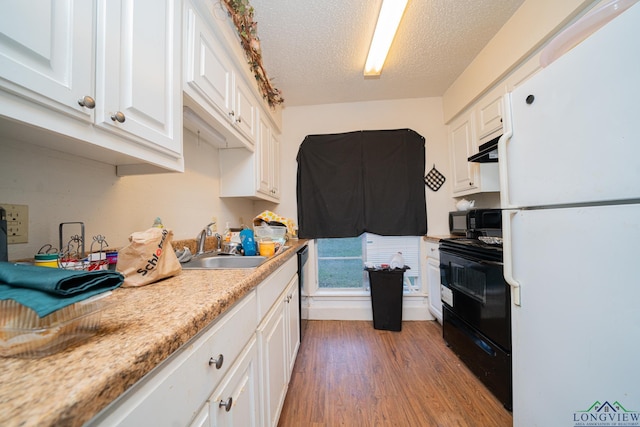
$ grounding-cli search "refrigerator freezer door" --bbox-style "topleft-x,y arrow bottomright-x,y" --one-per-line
508,204 -> 640,425
501,3 -> 640,209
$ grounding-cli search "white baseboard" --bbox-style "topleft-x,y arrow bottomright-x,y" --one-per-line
302,294 -> 435,321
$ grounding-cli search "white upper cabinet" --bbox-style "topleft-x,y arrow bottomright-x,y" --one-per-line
183,0 -> 283,201
0,0 -> 94,122
449,112 -> 477,194
233,78 -> 258,143
183,1 -> 260,148
184,5 -> 234,121
219,117 -> 280,202
0,0 -> 184,174
505,54 -> 541,92
448,109 -> 500,196
257,117 -> 280,200
96,0 -> 182,157
474,84 -> 505,144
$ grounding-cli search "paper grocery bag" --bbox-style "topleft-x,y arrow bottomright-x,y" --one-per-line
116,228 -> 181,287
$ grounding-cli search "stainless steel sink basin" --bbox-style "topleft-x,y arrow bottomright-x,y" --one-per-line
181,254 -> 268,270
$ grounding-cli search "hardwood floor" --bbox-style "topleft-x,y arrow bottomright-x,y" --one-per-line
278,320 -> 512,427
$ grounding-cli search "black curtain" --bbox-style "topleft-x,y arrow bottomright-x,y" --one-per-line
296,129 -> 427,238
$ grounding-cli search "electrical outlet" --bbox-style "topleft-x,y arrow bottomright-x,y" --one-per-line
211,216 -> 217,232
0,204 -> 28,244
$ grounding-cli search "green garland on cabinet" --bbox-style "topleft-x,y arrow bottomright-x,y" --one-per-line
220,0 -> 284,108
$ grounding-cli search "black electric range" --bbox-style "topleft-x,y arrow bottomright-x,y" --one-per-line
439,234 -> 512,410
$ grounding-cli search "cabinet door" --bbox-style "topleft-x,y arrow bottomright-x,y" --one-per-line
189,404 -> 210,427
285,276 -> 300,376
210,338 -> 260,427
258,119 -> 280,199
97,0 -> 182,156
426,243 -> 442,322
505,54 -> 541,92
184,5 -> 233,120
233,79 -> 257,143
258,298 -> 288,427
0,0 -> 94,121
270,134 -> 281,199
475,85 -> 505,142
449,113 -> 478,194
258,118 -> 272,195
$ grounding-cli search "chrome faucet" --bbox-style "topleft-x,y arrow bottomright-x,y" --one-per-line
196,222 -> 216,255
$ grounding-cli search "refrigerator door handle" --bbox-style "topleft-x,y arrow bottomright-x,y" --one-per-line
502,209 -> 521,306
498,93 -> 514,209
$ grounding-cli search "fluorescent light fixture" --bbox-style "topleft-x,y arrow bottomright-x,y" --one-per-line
364,0 -> 409,77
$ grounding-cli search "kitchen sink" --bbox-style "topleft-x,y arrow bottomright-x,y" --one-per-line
181,254 -> 268,270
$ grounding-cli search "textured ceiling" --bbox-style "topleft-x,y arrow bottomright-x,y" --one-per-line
250,0 -> 525,107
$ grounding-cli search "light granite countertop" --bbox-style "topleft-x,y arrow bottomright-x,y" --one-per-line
0,240 -> 307,427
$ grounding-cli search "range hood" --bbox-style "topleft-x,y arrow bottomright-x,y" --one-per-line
468,134 -> 501,163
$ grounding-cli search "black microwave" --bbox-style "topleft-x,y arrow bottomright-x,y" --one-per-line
449,209 -> 502,236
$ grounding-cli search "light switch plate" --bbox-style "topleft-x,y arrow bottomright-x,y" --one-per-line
0,204 -> 28,244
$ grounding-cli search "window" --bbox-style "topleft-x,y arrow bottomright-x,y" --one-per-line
317,234 -> 421,292
317,236 -> 365,289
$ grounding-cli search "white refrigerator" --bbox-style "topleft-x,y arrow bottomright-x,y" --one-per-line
499,2 -> 640,426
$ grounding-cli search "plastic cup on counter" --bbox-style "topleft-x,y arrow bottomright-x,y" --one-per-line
258,241 -> 276,257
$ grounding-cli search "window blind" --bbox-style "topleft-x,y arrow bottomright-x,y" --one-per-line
365,234 -> 420,277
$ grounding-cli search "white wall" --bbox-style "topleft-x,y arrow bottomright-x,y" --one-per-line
0,130 -> 255,260
268,97 -> 455,237
1,97 -> 455,262
443,0 -> 596,122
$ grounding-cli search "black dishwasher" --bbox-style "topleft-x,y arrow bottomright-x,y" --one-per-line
297,245 -> 308,341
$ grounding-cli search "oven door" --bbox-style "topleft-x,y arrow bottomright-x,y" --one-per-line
439,247 -> 511,351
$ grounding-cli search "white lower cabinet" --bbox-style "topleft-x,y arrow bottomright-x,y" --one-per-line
284,277 -> 301,376
87,254 -> 301,427
86,292 -> 258,427
207,337 -> 260,427
189,338 -> 260,427
258,274 -> 300,427
426,241 -> 442,323
258,292 -> 288,427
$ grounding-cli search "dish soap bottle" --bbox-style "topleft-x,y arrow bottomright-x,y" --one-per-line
223,222 -> 231,243
152,217 -> 164,228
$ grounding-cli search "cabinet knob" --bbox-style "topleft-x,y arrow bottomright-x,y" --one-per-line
209,354 -> 224,369
469,182 -> 474,186
111,111 -> 126,123
77,96 -> 95,109
219,397 -> 233,412
236,117 -> 242,124
229,110 -> 235,117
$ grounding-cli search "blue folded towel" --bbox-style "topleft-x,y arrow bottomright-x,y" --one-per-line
0,262 -> 124,317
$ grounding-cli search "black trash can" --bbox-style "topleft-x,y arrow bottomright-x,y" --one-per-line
366,267 -> 408,331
